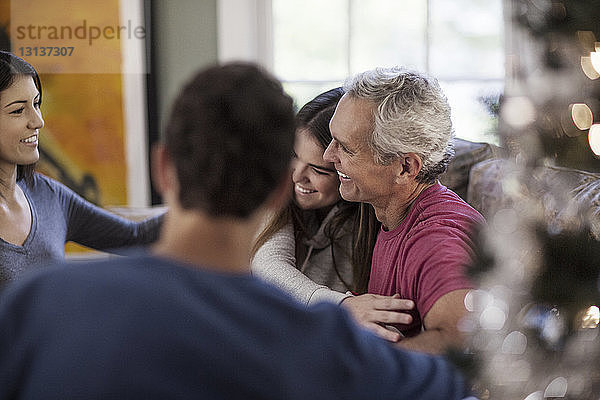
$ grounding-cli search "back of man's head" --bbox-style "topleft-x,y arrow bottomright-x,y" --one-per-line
164,63 -> 295,218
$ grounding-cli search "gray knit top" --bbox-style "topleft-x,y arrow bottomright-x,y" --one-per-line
251,205 -> 353,306
0,173 -> 163,286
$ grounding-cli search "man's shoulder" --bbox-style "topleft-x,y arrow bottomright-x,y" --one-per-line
416,183 -> 484,223
1,253 -> 305,315
0,253 -> 355,349
0,254 -> 156,301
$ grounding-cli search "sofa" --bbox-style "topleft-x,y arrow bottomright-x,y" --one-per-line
440,138 -> 600,236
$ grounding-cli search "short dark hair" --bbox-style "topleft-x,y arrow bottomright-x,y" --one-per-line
0,51 -> 41,185
164,62 -> 296,218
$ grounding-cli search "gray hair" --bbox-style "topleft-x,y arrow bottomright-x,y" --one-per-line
344,66 -> 455,183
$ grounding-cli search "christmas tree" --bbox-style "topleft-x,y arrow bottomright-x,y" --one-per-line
459,1 -> 600,399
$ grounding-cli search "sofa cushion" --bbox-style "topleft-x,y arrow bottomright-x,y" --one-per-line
466,158 -> 514,218
467,158 -> 600,236
440,138 -> 501,199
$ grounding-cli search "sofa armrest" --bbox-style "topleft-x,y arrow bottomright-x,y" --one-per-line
467,158 -> 600,237
440,138 -> 502,199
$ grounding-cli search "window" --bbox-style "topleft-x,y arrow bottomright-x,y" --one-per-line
271,0 -> 504,144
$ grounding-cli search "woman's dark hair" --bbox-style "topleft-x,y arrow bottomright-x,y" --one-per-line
252,87 -> 380,294
295,87 -> 344,149
0,51 -> 41,185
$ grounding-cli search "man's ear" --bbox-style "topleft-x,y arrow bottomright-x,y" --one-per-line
151,144 -> 179,199
396,152 -> 423,180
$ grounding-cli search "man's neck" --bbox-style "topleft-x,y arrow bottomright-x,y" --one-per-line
374,181 -> 435,231
152,207 -> 261,274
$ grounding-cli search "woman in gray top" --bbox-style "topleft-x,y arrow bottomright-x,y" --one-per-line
0,51 -> 162,285
251,88 -> 413,342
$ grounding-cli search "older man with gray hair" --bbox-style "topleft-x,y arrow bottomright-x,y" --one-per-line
324,67 -> 484,353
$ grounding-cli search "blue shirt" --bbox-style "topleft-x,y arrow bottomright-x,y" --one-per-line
0,251 -> 470,399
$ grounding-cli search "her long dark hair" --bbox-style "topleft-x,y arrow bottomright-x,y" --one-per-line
0,51 -> 42,186
252,87 -> 380,294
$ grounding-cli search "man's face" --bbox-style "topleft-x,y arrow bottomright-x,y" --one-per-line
323,94 -> 398,207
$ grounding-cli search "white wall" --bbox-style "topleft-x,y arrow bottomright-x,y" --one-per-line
217,0 -> 272,70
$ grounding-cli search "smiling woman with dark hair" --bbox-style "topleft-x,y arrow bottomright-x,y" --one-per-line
0,51 -> 163,284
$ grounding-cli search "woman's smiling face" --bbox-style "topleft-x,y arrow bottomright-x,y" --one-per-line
0,75 -> 44,170
291,128 -> 340,210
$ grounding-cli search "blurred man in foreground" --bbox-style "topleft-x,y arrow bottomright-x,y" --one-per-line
0,63 -> 470,399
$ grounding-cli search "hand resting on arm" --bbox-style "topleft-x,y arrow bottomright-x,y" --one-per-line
251,222 -> 414,342
340,294 -> 414,343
